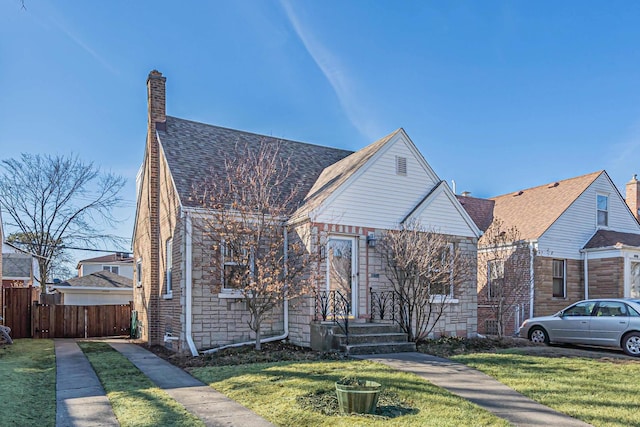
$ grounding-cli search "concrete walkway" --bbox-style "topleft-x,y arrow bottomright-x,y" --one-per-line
357,352 -> 592,427
55,339 -> 273,427
108,341 -> 274,427
55,339 -> 118,427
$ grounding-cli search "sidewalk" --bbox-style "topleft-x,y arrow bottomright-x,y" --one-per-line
54,339 -> 273,427
55,339 -> 118,427
356,352 -> 592,427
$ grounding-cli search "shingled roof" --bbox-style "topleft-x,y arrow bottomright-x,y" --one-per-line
488,171 -> 604,240
158,116 -> 353,209
455,195 -> 495,232
54,271 -> 132,289
2,253 -> 32,279
583,229 -> 640,249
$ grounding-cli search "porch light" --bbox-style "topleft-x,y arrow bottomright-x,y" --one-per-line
367,232 -> 377,248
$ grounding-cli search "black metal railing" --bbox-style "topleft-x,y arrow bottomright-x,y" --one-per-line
370,287 -> 400,323
314,290 -> 351,345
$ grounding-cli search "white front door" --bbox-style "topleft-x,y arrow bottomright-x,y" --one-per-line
326,236 -> 358,317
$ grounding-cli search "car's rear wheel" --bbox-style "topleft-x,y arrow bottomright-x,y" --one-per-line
529,326 -> 549,344
622,332 -> 640,357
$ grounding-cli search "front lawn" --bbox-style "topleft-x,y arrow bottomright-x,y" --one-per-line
0,339 -> 56,426
453,350 -> 640,427
188,359 -> 510,427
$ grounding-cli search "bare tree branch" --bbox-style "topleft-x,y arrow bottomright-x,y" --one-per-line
0,153 -> 126,284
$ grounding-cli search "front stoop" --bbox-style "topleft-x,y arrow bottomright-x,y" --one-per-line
332,323 -> 416,355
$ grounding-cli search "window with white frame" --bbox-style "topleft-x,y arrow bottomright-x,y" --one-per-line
552,259 -> 566,298
488,259 -> 504,299
221,241 -> 251,290
428,243 -> 454,297
597,194 -> 609,227
165,238 -> 172,294
136,259 -> 142,287
103,265 -> 119,274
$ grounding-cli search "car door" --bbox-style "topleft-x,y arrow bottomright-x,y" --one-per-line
546,301 -> 596,343
589,301 -> 630,346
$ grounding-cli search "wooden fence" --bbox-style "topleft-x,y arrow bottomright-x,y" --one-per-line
2,287 -> 39,339
32,302 -> 132,339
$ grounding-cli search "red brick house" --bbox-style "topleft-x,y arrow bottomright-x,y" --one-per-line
459,171 -> 640,335
133,70 -> 481,354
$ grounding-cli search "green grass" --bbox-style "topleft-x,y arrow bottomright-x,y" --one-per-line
189,359 -> 510,427
78,342 -> 204,427
452,350 -> 640,427
0,339 -> 56,426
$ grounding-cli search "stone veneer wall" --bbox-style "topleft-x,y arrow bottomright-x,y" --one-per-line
587,257 -> 624,299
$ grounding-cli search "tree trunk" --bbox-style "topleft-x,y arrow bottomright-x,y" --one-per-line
254,321 -> 262,350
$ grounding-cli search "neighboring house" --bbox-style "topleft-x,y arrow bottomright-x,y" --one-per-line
2,241 -> 39,288
133,70 -> 481,355
77,253 -> 134,279
458,170 -> 640,335
49,271 -> 133,306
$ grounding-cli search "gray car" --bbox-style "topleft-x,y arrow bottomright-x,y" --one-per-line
518,298 -> 640,357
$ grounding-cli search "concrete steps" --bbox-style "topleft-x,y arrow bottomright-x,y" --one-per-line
333,323 -> 416,355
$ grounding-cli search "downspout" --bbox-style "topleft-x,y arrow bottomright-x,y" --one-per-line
583,250 -> 589,300
529,241 -> 535,319
202,224 -> 290,354
185,212 -> 198,356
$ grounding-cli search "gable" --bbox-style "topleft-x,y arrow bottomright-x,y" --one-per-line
311,130 -> 476,236
539,172 -> 640,257
406,183 -> 481,238
490,171 -> 602,240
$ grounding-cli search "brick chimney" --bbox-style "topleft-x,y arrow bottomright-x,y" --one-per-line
143,70 -> 166,345
147,70 -> 166,131
626,174 -> 640,222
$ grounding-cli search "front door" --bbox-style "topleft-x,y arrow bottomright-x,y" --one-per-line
326,237 -> 358,317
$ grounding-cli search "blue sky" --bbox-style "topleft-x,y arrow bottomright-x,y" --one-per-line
3,1 -> 640,261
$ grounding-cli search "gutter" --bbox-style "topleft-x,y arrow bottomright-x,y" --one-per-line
202,224 -> 290,354
184,211 -> 198,356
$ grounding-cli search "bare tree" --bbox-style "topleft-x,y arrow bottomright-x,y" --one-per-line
192,140 -> 321,350
0,154 -> 126,285
478,218 -> 531,337
377,221 -> 474,342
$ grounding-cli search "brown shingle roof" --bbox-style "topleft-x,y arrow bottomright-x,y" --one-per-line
159,116 -> 353,209
455,195 -> 495,232
583,229 -> 640,249
55,271 -> 132,289
78,253 -> 133,265
489,171 -> 603,240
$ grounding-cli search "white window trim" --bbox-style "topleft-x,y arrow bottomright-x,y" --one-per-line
135,258 -> 142,288
552,259 -> 567,299
103,265 -> 120,274
596,193 -> 609,228
165,238 -> 173,298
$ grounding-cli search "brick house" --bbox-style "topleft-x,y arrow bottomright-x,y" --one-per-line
133,70 -> 481,355
459,171 -> 640,335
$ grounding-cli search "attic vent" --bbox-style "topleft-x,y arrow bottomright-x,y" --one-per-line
548,182 -> 559,188
514,190 -> 524,197
396,156 -> 407,176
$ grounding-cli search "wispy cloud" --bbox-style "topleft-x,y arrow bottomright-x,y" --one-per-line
280,1 -> 379,141
46,13 -> 119,76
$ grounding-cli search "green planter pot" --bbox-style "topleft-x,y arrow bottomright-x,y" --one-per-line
335,380 -> 381,414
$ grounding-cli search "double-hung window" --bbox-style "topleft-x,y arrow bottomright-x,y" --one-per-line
552,259 -> 566,298
597,194 -> 609,227
165,238 -> 173,295
222,241 -> 251,290
488,260 -> 504,299
428,243 -> 454,297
